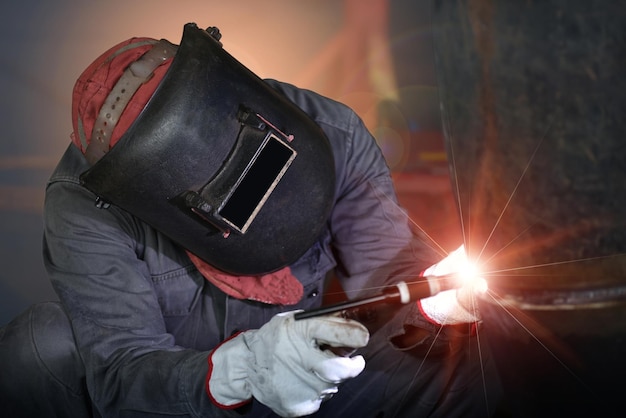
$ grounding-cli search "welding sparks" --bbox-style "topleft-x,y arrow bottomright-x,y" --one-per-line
458,260 -> 489,294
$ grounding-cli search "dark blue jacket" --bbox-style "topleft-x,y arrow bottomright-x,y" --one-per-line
43,80 -> 457,417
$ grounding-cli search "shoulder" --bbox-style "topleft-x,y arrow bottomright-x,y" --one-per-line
44,144 -> 138,242
263,79 -> 358,134
48,143 -> 91,187
45,144 -> 110,221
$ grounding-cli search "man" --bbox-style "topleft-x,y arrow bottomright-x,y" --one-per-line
0,23 -> 499,417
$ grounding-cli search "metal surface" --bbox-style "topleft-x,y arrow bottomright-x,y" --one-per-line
432,0 -> 626,416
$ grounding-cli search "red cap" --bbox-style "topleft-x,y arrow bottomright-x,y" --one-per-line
71,37 -> 174,153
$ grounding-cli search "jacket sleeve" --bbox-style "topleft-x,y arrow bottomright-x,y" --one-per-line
266,80 -> 441,295
324,110 -> 441,296
43,149 -> 235,417
265,80 -> 470,350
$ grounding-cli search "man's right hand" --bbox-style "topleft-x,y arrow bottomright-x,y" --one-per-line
206,311 -> 369,417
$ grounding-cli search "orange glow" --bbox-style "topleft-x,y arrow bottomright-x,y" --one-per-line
40,0 -> 399,150
458,260 -> 489,294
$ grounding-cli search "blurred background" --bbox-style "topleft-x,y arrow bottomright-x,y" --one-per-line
4,2 -> 625,416
0,0 -> 459,325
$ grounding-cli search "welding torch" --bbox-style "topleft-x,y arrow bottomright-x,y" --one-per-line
294,273 -> 459,321
294,274 -> 460,356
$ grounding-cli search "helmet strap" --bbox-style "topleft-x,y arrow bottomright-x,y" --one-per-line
84,39 -> 177,165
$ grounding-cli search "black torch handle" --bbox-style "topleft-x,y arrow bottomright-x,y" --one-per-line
294,274 -> 457,321
294,291 -> 399,320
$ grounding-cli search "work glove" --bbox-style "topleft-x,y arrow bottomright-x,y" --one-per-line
418,245 -> 483,325
207,311 -> 369,417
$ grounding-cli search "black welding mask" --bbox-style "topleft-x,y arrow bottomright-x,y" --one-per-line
79,23 -> 336,275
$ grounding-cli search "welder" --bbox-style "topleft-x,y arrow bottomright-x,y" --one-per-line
0,23 -> 500,417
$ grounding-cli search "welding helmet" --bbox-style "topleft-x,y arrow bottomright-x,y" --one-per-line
75,23 -> 336,275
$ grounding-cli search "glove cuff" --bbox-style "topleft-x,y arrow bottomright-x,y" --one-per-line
206,331 -> 253,409
417,289 -> 480,326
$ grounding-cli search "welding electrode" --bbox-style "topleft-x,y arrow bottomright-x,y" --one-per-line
294,274 -> 458,321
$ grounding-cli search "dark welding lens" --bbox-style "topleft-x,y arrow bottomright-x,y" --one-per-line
218,133 -> 296,232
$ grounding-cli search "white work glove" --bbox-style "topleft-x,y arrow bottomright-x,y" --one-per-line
207,311 -> 370,417
418,245 -> 482,325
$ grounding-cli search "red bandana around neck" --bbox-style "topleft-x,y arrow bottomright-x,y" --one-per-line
186,251 -> 304,305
